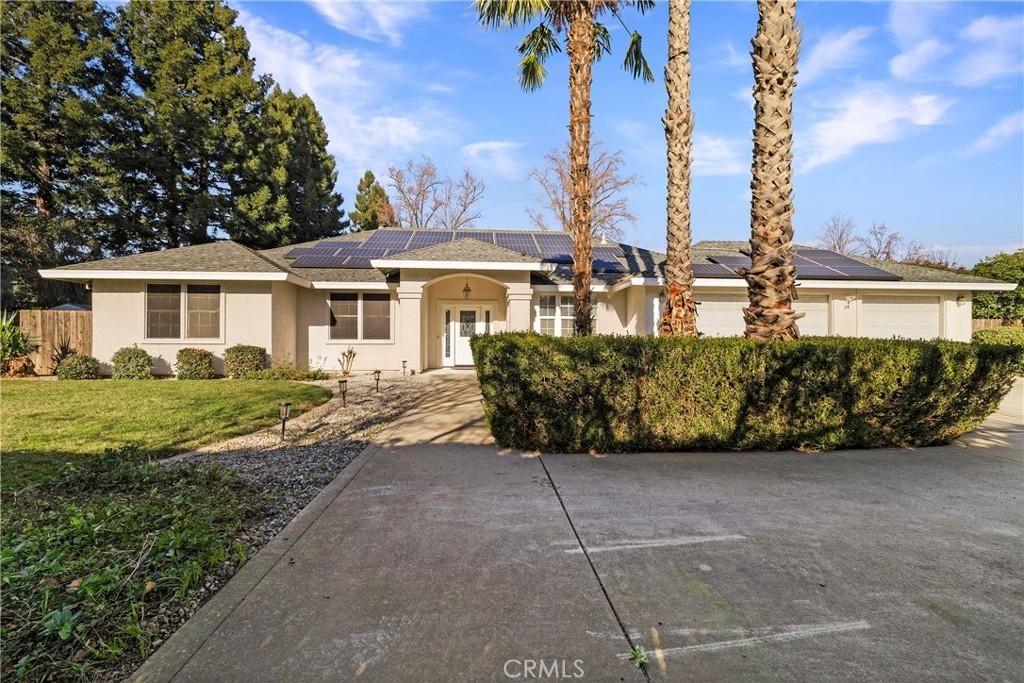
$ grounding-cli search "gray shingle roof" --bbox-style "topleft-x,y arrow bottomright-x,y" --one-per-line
385,238 -> 540,263
54,241 -> 285,273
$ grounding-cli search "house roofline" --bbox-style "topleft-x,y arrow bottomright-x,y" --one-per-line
38,269 -> 312,287
369,259 -> 545,271
612,277 -> 1016,293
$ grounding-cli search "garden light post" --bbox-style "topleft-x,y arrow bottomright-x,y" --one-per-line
279,402 -> 292,440
338,379 -> 348,407
373,369 -> 381,392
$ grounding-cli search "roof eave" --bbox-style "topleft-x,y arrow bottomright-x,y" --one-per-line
369,259 -> 546,271
39,269 -> 311,287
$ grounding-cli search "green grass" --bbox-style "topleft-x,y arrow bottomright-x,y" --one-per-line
1,380 -> 331,490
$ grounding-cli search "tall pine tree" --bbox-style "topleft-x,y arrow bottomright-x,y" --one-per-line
1,0 -> 125,307
116,0 -> 267,248
230,87 -> 346,248
348,170 -> 394,232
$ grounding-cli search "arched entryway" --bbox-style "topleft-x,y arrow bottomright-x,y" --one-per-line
422,273 -> 509,368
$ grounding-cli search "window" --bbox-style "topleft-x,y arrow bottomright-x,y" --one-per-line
537,295 -> 574,337
328,292 -> 391,341
444,309 -> 451,357
147,285 -> 181,339
363,293 -> 390,340
147,284 -> 221,339
484,309 -> 491,334
187,285 -> 220,338
329,293 -> 358,340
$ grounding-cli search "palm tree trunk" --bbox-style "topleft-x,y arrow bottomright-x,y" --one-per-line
744,0 -> 803,341
660,0 -> 698,337
567,1 -> 595,336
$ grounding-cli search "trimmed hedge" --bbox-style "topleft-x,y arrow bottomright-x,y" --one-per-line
224,344 -> 267,378
472,333 -> 1024,453
974,326 -> 1024,347
55,353 -> 101,380
175,348 -> 216,380
247,364 -> 330,381
111,345 -> 153,379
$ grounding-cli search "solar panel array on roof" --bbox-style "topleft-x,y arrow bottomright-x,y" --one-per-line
707,249 -> 899,281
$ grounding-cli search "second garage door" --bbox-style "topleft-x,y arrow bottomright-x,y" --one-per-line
696,293 -> 830,337
861,295 -> 941,339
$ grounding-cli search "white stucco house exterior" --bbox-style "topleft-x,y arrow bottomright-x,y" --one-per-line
40,228 -> 1014,375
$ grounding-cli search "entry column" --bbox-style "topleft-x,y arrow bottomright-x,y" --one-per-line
506,284 -> 533,332
396,284 -> 423,372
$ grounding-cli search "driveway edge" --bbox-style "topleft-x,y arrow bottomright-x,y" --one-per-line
130,442 -> 382,683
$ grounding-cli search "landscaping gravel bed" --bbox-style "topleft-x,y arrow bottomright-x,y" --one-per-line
130,373 -> 429,677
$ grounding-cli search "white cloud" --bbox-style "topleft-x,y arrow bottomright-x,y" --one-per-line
888,2 -> 950,47
461,140 -> 525,180
801,85 -> 953,171
237,10 -> 456,185
965,111 -> 1024,156
953,14 -> 1024,86
308,1 -> 428,46
889,39 -> 949,80
693,134 -> 748,176
800,27 -> 874,85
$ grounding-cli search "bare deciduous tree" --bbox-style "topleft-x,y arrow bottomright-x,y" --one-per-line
854,222 -> 903,261
527,143 -> 639,241
386,157 -> 485,230
818,214 -> 857,253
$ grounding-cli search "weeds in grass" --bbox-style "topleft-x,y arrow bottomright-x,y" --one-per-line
0,447 -> 259,680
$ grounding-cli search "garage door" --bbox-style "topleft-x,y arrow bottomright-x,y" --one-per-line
861,295 -> 941,339
794,294 -> 830,336
696,293 -> 746,337
697,293 -> 831,337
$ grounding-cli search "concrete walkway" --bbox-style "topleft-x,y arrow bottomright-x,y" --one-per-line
134,374 -> 1024,682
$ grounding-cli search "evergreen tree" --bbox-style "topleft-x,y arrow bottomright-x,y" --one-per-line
1,0 -> 124,307
115,0 -> 267,248
229,87 -> 346,247
348,170 -> 394,232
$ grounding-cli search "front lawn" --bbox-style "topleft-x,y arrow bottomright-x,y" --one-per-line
0,380 -> 332,490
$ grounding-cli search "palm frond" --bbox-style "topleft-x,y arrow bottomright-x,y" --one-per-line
593,22 -> 612,62
517,23 -> 560,91
476,0 -> 549,29
518,52 -> 549,91
623,31 -> 654,82
625,0 -> 656,15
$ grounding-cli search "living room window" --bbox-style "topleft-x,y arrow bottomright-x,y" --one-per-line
329,292 -> 391,341
146,284 -> 221,339
537,294 -> 574,337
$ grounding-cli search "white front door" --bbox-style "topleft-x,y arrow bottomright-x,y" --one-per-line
453,308 -> 478,365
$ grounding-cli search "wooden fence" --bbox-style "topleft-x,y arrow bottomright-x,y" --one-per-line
972,319 -> 1022,332
17,309 -> 92,374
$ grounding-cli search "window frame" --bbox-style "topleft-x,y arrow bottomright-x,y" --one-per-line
535,294 -> 575,337
326,291 -> 394,343
144,283 -> 224,342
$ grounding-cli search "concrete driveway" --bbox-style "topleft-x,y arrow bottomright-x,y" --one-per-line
134,374 -> 1023,682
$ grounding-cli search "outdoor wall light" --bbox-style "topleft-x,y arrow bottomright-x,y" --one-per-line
373,369 -> 381,392
462,278 -> 472,299
338,379 -> 348,406
279,402 -> 292,440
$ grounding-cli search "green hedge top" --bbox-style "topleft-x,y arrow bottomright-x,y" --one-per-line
472,333 -> 1023,454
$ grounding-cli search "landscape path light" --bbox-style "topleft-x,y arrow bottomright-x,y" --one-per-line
373,369 -> 381,392
279,402 -> 292,440
338,379 -> 348,406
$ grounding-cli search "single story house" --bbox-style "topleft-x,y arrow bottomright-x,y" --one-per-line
40,228 -> 1014,374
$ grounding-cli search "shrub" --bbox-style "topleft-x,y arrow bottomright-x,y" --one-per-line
175,348 -> 216,380
1,310 -> 34,366
224,344 -> 267,378
111,345 -> 153,379
973,326 -> 1024,347
472,333 -> 1024,453
49,333 -> 77,374
247,364 -> 330,381
55,352 -> 101,380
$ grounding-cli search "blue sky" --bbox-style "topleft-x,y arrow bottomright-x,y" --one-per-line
233,1 -> 1024,264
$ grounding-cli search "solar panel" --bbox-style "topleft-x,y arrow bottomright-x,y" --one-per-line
291,254 -> 350,268
796,267 -> 845,279
457,231 -> 496,244
593,246 -> 623,260
534,233 -> 574,251
406,231 -> 453,250
364,230 -> 412,251
708,255 -> 749,270
832,266 -> 900,281
592,259 -> 625,272
694,263 -> 740,277
495,232 -> 539,255
283,247 -> 315,259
